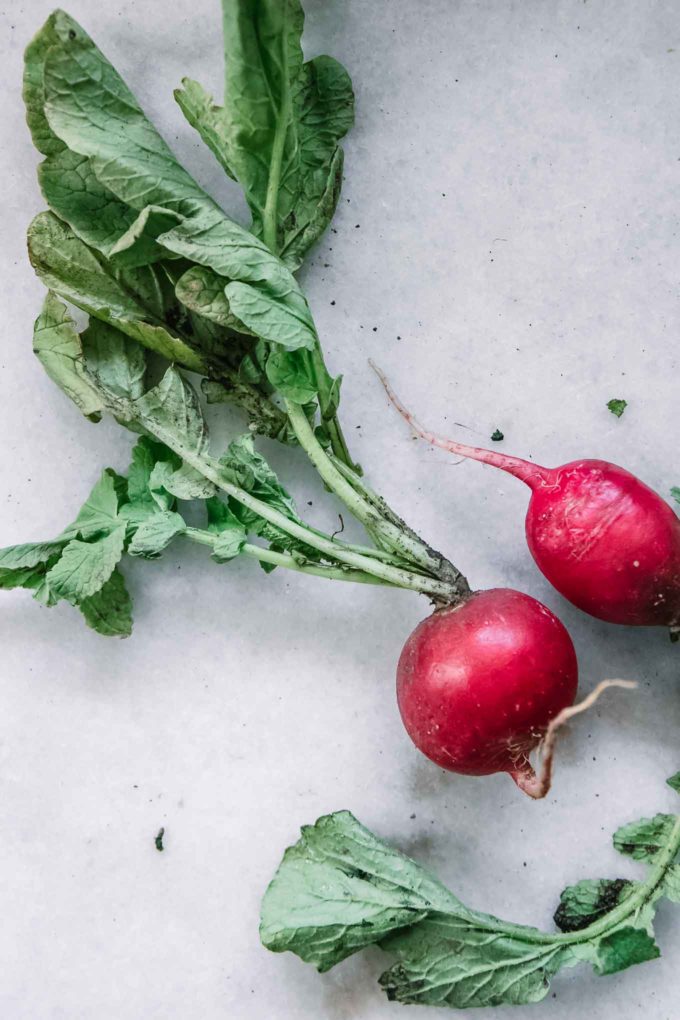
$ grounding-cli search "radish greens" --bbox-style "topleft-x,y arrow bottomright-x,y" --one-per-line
261,773 -> 680,1009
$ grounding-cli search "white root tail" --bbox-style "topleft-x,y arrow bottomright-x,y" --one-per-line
513,679 -> 638,800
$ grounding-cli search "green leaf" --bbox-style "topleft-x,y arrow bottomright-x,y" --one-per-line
205,497 -> 248,562
262,785 -> 680,1008
132,367 -> 210,459
46,526 -> 126,604
36,12 -> 318,352
219,434 -> 298,521
0,540 -> 66,590
33,291 -> 104,421
126,438 -> 178,501
181,1 -> 354,265
593,927 -> 660,976
379,917 -> 569,1008
260,811 -> 457,972
81,319 -> 146,401
25,14 -> 184,267
161,216 -> 318,351
174,265 -> 250,332
173,78 -> 236,179
28,213 -> 204,372
282,145 -> 345,269
38,150 -> 179,268
613,814 -> 676,862
148,461 -> 216,501
42,21 -> 211,217
61,469 -> 124,541
106,206 -> 184,268
553,879 -> 635,933
127,511 -> 186,559
265,349 -> 317,403
607,398 -> 627,418
212,529 -> 247,563
23,11 -> 78,157
668,772 -> 680,793
79,567 -> 133,637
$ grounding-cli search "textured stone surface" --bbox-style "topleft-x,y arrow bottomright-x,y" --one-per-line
1,1 -> 679,1017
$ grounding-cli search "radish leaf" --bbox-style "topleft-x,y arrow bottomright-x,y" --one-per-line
176,0 -> 354,267
46,526 -> 126,604
127,512 -> 186,559
29,214 -> 205,372
553,878 -> 635,932
33,290 -> 104,421
261,777 -> 680,1008
78,567 -> 132,637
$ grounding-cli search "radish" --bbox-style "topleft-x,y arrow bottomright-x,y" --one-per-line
373,363 -> 680,633
397,588 -> 632,798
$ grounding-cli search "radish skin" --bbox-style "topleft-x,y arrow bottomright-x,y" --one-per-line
372,362 -> 680,630
397,588 -> 579,797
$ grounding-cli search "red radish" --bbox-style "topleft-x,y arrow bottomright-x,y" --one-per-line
372,362 -> 680,633
397,588 -> 632,798
398,588 -> 576,797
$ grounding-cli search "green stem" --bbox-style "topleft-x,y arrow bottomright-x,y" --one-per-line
466,813 -> 680,947
185,527 -> 389,586
148,422 -> 457,599
261,10 -> 292,253
285,400 -> 469,597
307,345 -> 358,472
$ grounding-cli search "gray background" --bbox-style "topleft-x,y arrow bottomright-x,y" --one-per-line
1,1 -> 679,1017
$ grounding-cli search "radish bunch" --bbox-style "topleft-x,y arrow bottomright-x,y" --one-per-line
3,3 -> 638,809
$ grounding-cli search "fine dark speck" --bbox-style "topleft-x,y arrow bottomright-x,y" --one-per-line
491,429 -> 504,442
355,224 -> 361,228
330,300 -> 336,305
155,827 -> 165,852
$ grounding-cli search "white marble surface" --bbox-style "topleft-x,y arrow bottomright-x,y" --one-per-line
1,1 -> 680,1017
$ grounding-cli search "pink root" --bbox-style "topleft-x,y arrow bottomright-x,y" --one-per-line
511,679 -> 637,800
369,359 -> 549,489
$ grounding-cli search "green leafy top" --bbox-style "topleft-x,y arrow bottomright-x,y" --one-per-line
261,773 -> 680,1009
24,7 -> 320,354
176,0 -> 354,266
4,288 -> 457,637
10,0 -> 469,636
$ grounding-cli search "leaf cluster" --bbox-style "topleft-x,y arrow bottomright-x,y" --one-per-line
261,773 -> 680,1009
7,2 -> 364,635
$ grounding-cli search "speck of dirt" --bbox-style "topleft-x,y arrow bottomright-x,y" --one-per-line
155,827 -> 165,852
